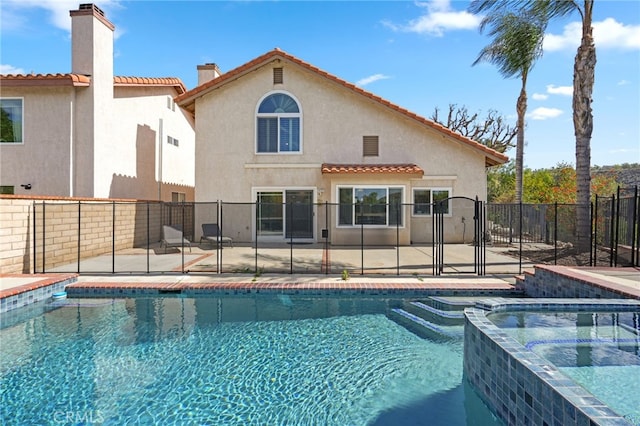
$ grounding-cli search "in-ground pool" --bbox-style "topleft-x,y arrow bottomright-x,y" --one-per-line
489,310 -> 640,424
1,296 -> 501,425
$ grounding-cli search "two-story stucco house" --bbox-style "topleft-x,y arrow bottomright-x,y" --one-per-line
176,49 -> 508,245
0,4 -> 195,201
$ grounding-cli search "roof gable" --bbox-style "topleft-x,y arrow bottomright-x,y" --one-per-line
175,48 -> 508,167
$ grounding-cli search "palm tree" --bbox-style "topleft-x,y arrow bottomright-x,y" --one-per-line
472,0 -> 596,249
471,8 -> 547,204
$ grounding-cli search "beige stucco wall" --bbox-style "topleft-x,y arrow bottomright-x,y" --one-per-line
111,87 -> 195,200
193,61 -> 488,244
1,7 -> 195,202
0,88 -> 77,196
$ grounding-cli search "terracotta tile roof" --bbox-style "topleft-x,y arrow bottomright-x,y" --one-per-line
0,74 -> 187,94
0,73 -> 91,87
114,76 -> 187,94
175,48 -> 508,167
321,163 -> 424,176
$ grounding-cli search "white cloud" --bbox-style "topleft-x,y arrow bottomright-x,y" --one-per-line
383,0 -> 481,37
546,84 -> 573,96
528,107 -> 563,120
544,18 -> 640,52
617,80 -> 629,86
356,74 -> 391,87
0,64 -> 25,74
1,0 -> 121,32
532,93 -> 548,101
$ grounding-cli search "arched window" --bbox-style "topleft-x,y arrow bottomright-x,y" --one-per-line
256,92 -> 301,153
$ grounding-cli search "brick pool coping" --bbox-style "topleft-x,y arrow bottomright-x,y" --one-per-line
0,273 -> 78,313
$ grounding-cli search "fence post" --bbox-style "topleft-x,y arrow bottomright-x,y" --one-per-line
614,186 -> 621,267
112,201 -> 116,274
42,202 -> 46,273
181,201 -> 185,274
360,206 -> 364,275
324,201 -> 329,275
609,193 -> 616,267
32,202 -> 36,274
592,196 -> 597,266
77,201 -> 81,274
289,201 -> 293,275
396,203 -> 400,276
632,186 -> 639,266
554,202 -> 558,265
146,202 -> 150,274
432,202 -> 436,276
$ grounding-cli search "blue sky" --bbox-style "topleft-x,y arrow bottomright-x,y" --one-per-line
1,0 -> 639,169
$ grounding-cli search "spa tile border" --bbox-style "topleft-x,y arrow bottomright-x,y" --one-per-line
464,298 -> 640,426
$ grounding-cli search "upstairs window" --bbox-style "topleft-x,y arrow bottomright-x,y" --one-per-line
1,98 -> 23,143
256,92 -> 301,153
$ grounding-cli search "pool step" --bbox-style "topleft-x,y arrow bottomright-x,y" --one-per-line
403,301 -> 465,326
426,296 -> 483,311
389,308 -> 463,341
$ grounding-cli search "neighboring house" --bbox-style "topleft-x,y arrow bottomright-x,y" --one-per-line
176,49 -> 508,244
0,4 -> 195,201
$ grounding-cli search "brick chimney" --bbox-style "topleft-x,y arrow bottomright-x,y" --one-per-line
197,63 -> 221,85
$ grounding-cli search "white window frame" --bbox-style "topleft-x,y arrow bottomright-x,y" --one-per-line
412,187 -> 452,217
0,97 -> 24,144
336,185 -> 405,228
255,91 -> 303,155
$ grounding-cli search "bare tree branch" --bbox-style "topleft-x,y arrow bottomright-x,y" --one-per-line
430,104 -> 517,153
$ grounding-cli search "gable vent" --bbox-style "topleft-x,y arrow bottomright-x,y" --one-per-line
273,67 -> 283,84
363,136 -> 379,157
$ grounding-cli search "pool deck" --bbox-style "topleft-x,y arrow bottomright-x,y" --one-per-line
1,266 -> 638,301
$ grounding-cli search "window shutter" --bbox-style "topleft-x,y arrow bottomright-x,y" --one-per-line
363,136 -> 379,156
273,67 -> 284,84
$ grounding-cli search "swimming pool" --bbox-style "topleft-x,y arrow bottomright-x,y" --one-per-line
0,296 -> 501,425
490,310 -> 640,424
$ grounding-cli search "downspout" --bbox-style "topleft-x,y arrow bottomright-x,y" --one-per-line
158,118 -> 163,200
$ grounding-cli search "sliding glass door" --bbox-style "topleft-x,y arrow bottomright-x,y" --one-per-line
255,189 -> 314,240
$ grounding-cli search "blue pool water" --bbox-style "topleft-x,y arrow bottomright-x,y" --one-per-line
490,311 -> 640,425
0,296 -> 500,425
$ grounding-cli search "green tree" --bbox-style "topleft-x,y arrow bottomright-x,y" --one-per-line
470,3 -> 547,205
0,108 -> 15,142
488,162 -> 621,203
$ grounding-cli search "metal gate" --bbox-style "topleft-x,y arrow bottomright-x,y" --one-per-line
433,196 -> 486,275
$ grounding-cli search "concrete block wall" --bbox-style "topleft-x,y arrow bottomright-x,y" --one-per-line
0,198 -> 33,274
1,196 -> 163,273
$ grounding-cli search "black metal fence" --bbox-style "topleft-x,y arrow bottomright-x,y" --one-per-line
31,187 -> 639,275
486,186 -> 639,267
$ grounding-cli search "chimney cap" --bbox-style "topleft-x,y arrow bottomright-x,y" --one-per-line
79,3 -> 105,16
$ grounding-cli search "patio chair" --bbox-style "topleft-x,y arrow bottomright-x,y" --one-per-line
200,223 -> 233,248
161,225 -> 192,253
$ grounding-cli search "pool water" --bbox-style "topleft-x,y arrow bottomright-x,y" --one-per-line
0,296 -> 501,425
490,311 -> 640,424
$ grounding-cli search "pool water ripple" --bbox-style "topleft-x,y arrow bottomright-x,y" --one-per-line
1,297 -> 501,425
